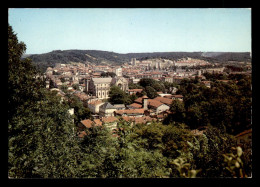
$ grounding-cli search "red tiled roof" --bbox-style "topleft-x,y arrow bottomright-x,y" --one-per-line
134,97 -> 165,108
129,103 -> 143,108
115,108 -> 145,115
101,116 -> 118,123
172,95 -> 184,98
78,131 -> 87,138
134,97 -> 143,104
93,119 -> 102,126
121,116 -> 154,124
88,100 -> 103,106
80,119 -> 93,128
154,96 -> 173,106
134,116 -> 154,124
147,99 -> 164,108
134,95 -> 149,104
122,116 -> 135,122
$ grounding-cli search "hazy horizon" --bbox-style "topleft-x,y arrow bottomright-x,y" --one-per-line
23,49 -> 251,56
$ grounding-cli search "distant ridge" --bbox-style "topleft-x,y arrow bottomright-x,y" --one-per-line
24,50 -> 251,72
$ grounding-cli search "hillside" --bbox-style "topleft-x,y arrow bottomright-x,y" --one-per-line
23,50 -> 251,72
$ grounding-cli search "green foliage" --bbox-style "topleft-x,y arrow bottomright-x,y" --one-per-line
8,25 -> 81,178
65,94 -> 93,124
60,84 -> 68,93
9,89 -> 81,178
167,74 -> 251,135
187,126 -> 236,177
108,85 -> 131,105
223,147 -> 249,178
139,78 -> 156,88
101,72 -> 116,78
163,81 -> 178,93
153,82 -> 165,92
72,84 -> 80,91
139,78 -> 165,94
171,157 -> 200,178
144,86 -> 158,99
9,24 -> 252,179
128,83 -> 143,89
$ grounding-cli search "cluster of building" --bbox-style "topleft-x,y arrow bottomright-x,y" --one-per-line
44,57 -> 251,144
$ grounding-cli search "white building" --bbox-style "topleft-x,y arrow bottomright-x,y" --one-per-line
114,67 -> 123,77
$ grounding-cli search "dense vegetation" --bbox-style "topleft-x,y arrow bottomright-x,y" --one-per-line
9,25 -> 252,178
164,74 -> 251,135
24,49 -> 251,72
108,85 -> 137,105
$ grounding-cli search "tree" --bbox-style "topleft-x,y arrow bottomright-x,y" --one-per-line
145,86 -> 158,99
72,83 -> 80,91
8,25 -> 81,178
163,100 -> 186,124
101,72 -> 116,78
60,77 -> 66,83
60,84 -> 68,93
153,82 -> 165,92
139,78 -> 156,88
66,94 -> 93,124
108,86 -> 131,105
128,83 -> 143,89
187,126 -> 236,177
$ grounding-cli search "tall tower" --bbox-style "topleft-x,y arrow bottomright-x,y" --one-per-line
85,79 -> 89,94
132,58 -> 136,66
142,95 -> 149,110
115,67 -> 122,77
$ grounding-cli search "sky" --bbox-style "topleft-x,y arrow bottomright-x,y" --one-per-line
8,8 -> 251,54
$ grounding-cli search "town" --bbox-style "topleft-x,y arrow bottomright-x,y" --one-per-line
8,7 -> 252,178
44,57 -> 252,142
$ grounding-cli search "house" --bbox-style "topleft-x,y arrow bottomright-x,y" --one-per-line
121,116 -> 155,126
133,96 -> 170,114
88,100 -> 104,114
154,96 -> 173,106
93,119 -> 102,126
148,99 -> 170,114
161,76 -> 173,83
101,116 -> 119,130
99,102 -> 117,117
78,119 -> 102,131
128,103 -> 143,109
115,108 -> 145,117
113,104 -> 126,110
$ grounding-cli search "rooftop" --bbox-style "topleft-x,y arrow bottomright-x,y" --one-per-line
115,108 -> 145,115
100,102 -> 117,109
101,116 -> 118,123
92,77 -> 112,83
154,96 -> 173,106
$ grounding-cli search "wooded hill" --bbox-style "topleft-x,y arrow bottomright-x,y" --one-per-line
23,50 -> 251,72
